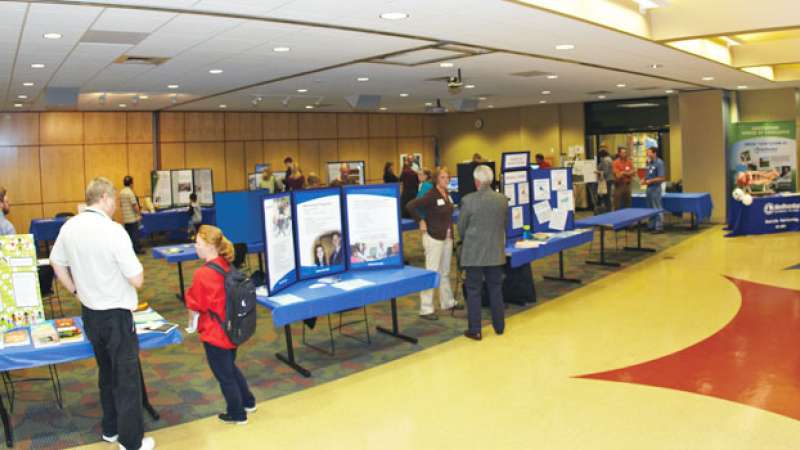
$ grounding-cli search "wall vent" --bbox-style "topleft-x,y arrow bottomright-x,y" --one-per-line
114,55 -> 169,65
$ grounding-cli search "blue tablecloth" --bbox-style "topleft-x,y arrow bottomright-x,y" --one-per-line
505,229 -> 594,268
726,194 -> 800,237
401,210 -> 461,232
257,266 -> 439,327
152,241 -> 263,263
0,317 -> 183,372
574,208 -> 662,231
29,208 -> 215,243
632,192 -> 713,223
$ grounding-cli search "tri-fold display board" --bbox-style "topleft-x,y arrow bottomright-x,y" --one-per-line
151,169 -> 214,209
261,183 -> 403,296
501,151 -> 532,238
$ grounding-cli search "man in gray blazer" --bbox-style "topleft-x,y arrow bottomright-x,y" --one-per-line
458,165 -> 508,340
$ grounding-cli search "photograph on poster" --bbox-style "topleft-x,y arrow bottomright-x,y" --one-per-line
262,193 -> 297,295
400,153 -> 422,173
293,188 -> 346,279
344,185 -> 403,270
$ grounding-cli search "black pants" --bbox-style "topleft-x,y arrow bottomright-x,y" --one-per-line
81,306 -> 143,449
464,266 -> 505,335
124,222 -> 142,254
203,342 -> 255,420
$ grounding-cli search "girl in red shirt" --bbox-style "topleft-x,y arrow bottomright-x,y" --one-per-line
186,225 -> 256,425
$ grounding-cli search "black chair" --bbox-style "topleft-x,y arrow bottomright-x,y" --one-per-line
38,265 -> 63,319
232,243 -> 249,271
54,212 -> 74,219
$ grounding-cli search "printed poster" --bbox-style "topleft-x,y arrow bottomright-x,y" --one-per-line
344,185 -> 403,270
0,235 -> 45,331
192,169 -> 214,206
517,182 -> 530,205
151,170 -> 173,209
294,188 -> 346,279
327,161 -> 365,185
171,169 -> 194,207
262,193 -> 297,295
551,169 -> 568,191
533,178 -> 551,201
729,121 -> 797,193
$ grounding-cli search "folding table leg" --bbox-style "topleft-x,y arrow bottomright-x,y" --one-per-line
624,222 -> 656,253
543,251 -> 581,283
275,325 -> 312,378
376,298 -> 418,344
586,227 -> 620,267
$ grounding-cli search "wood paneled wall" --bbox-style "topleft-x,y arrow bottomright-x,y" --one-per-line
0,112 -> 153,233
158,112 -> 439,190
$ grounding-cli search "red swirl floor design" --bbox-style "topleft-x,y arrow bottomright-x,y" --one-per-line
577,277 -> 800,421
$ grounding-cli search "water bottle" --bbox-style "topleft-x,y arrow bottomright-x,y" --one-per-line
522,224 -> 532,240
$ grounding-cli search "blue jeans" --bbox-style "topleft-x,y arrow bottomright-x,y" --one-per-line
646,187 -> 663,231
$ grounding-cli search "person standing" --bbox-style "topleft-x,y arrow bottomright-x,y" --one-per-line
306,172 -> 322,188
284,156 -> 294,178
383,161 -> 399,183
0,187 -> 16,235
120,176 -> 143,255
642,147 -> 666,233
49,177 -> 154,450
185,225 -> 256,425
406,167 -> 459,320
285,164 -> 306,191
612,146 -> 635,210
258,168 -> 277,193
458,165 -> 508,340
400,156 -> 419,219
595,149 -> 614,213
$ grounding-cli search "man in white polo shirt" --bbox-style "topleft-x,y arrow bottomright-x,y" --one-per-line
50,177 -> 154,450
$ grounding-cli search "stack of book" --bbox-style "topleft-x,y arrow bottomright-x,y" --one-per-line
55,318 -> 84,344
31,322 -> 60,348
3,329 -> 30,348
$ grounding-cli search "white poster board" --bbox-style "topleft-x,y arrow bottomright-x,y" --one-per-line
192,168 -> 214,206
151,170 -> 173,209
400,153 -> 422,173
326,161 -> 365,185
171,169 -> 194,207
262,193 -> 297,295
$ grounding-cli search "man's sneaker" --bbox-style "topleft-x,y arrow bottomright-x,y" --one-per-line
102,434 -> 118,443
218,413 -> 248,425
244,404 -> 257,413
118,436 -> 155,450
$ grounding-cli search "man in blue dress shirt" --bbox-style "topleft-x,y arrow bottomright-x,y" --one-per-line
642,147 -> 666,233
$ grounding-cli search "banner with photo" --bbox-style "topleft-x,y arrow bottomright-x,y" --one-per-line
261,192 -> 297,295
343,184 -> 403,271
729,121 -> 797,193
292,188 -> 346,280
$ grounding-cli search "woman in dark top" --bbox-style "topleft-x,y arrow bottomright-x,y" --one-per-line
406,167 -> 459,320
399,157 -> 419,218
284,163 -> 305,191
383,161 -> 399,183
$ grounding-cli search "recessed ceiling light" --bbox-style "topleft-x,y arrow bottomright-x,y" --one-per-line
598,95 -> 607,99
17,95 -> 27,99
379,12 -> 409,20
219,104 -> 227,109
43,32 -> 62,40
23,82 -> 34,87
555,44 -> 574,50
465,84 -> 475,89
273,46 -> 290,52
650,64 -> 663,69
305,105 -> 314,109
737,85 -> 748,89
665,89 -> 675,94
439,62 -> 454,68
167,84 -> 179,89
541,90 -> 551,95
478,97 -> 487,101
539,100 -> 547,104
296,89 -> 308,93
139,95 -> 149,100
616,83 -> 627,88
399,93 -> 409,97
487,105 -> 494,109
31,63 -> 45,69
546,74 -> 558,79
208,69 -> 223,74
702,76 -> 714,81
379,107 -> 388,111
119,103 -> 127,108
424,102 -> 433,107
13,103 -> 22,108
356,77 -> 369,82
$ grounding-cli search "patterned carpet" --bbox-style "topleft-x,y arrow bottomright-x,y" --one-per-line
6,213 -> 705,449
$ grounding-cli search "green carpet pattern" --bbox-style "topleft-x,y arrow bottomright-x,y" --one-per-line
6,214 -> 705,449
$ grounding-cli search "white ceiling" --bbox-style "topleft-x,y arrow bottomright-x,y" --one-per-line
0,0 -> 788,112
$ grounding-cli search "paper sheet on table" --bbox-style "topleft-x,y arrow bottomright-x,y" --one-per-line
533,201 -> 552,224
503,184 -> 517,205
533,179 -> 550,201
551,169 -> 568,191
517,182 -> 530,205
12,272 -> 39,307
270,293 -> 305,306
309,284 -> 325,289
549,208 -> 568,231
332,278 -> 375,291
511,206 -> 524,229
557,190 -> 575,211
255,285 -> 267,297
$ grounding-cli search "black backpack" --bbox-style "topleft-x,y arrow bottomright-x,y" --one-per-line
206,262 -> 257,346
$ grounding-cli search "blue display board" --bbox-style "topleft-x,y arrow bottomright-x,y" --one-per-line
342,184 -> 403,271
292,188 -> 347,280
501,165 -> 532,238
261,192 -> 297,295
215,190 -> 267,244
529,168 -> 575,233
